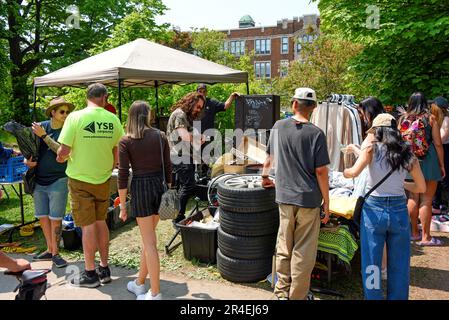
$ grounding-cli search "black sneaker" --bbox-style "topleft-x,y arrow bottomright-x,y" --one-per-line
70,270 -> 100,288
52,254 -> 67,268
33,251 -> 52,261
97,265 -> 111,284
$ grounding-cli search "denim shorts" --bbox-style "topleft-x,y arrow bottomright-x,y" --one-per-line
33,177 -> 69,221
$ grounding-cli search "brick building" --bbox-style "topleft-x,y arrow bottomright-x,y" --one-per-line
220,14 -> 320,79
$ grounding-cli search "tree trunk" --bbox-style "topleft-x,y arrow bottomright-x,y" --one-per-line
10,70 -> 32,125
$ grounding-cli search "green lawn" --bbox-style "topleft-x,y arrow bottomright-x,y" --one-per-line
0,130 -> 17,147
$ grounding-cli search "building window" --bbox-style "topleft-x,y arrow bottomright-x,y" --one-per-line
302,35 -> 308,43
255,39 -> 271,55
281,37 -> 289,54
280,60 -> 289,78
255,61 -> 271,79
296,42 -> 302,53
223,42 -> 228,52
228,40 -> 245,56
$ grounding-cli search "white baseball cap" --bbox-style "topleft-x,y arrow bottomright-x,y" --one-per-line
292,87 -> 317,102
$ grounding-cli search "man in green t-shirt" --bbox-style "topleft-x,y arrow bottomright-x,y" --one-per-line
57,83 -> 124,288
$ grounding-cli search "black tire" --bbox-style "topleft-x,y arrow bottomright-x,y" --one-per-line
219,207 -> 279,237
218,227 -> 276,260
217,249 -> 272,283
218,193 -> 277,213
217,175 -> 276,212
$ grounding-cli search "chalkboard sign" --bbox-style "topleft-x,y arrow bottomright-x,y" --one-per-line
235,95 -> 281,131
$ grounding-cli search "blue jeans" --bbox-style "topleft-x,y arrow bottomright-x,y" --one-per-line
33,177 -> 69,221
360,195 -> 410,300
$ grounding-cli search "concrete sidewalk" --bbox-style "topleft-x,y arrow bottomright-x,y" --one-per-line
0,254 -> 273,300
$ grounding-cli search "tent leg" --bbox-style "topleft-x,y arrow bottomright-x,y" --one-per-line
155,80 -> 159,117
246,82 -> 250,95
118,79 -> 122,122
32,86 -> 37,122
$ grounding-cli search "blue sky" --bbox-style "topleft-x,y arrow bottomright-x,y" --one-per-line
156,0 -> 319,31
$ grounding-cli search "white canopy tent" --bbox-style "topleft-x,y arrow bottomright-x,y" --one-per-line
33,38 -> 249,120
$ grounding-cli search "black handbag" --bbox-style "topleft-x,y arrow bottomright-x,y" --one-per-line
353,168 -> 395,227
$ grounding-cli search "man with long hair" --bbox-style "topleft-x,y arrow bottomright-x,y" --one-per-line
166,92 -> 206,226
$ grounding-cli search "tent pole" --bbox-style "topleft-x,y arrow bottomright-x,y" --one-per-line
32,86 -> 37,122
155,80 -> 159,117
246,82 -> 250,95
118,79 -> 122,122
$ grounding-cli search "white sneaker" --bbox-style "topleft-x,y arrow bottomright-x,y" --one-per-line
127,280 -> 146,297
137,291 -> 162,300
381,268 -> 387,281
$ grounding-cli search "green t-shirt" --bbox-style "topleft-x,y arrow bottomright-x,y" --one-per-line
58,106 -> 124,184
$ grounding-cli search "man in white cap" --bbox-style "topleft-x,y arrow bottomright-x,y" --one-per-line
262,87 -> 330,300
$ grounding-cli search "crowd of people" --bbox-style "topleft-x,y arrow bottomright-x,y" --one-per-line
1,81 -> 447,301
262,88 -> 447,300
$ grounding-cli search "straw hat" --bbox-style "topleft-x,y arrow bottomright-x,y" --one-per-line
45,97 -> 75,118
366,113 -> 396,134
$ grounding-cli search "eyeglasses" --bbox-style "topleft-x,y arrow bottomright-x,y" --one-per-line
58,110 -> 70,115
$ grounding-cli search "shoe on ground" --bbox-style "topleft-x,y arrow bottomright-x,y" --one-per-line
97,265 -> 111,284
70,270 -> 101,288
127,279 -> 146,296
52,254 -> 67,268
137,291 -> 162,300
33,251 -> 52,261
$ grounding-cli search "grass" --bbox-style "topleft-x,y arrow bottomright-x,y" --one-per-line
0,130 -> 17,147
0,187 -> 364,299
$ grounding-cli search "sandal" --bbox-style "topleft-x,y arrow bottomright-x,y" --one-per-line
410,232 -> 422,241
417,238 -> 443,246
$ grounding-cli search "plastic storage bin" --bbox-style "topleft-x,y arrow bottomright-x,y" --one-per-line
0,156 -> 27,183
106,200 -> 134,230
177,210 -> 218,264
62,228 -> 82,251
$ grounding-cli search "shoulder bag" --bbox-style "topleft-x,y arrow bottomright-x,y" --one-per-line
157,131 -> 180,220
353,168 -> 395,227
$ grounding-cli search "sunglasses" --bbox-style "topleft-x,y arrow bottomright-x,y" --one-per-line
58,110 -> 70,115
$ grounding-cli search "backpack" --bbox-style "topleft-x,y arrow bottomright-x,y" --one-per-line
399,113 -> 430,158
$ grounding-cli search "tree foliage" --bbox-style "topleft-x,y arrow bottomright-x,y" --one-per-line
274,35 -> 362,106
0,0 -> 167,124
314,0 -> 449,104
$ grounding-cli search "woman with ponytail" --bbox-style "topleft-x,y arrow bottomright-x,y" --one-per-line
344,113 -> 426,300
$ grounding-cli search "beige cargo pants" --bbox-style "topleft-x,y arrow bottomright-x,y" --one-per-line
274,204 -> 321,300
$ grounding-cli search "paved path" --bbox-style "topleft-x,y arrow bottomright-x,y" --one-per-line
0,254 -> 273,300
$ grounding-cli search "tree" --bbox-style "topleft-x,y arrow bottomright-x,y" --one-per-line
314,0 -> 449,104
0,0 -> 167,124
160,28 -> 194,54
274,35 -> 362,106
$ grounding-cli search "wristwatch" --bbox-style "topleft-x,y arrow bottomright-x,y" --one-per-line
261,175 -> 269,179
41,134 -> 48,139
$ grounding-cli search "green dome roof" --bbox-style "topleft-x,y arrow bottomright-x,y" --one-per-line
239,15 -> 254,23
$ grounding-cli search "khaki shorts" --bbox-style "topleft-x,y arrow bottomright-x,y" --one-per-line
68,178 -> 110,227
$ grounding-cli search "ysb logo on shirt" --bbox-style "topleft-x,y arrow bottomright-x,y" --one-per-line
83,122 -> 114,134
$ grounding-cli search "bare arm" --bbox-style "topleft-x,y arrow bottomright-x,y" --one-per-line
430,115 -> 445,177
56,144 -> 71,163
343,145 -> 373,178
404,159 -> 426,194
0,252 -> 30,272
316,165 -> 330,224
32,122 -> 60,153
262,154 -> 274,176
224,92 -> 240,110
440,117 -> 449,145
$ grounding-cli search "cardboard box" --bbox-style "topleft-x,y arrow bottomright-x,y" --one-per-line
237,136 -> 267,165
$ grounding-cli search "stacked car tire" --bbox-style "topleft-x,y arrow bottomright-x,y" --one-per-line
217,175 -> 279,283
